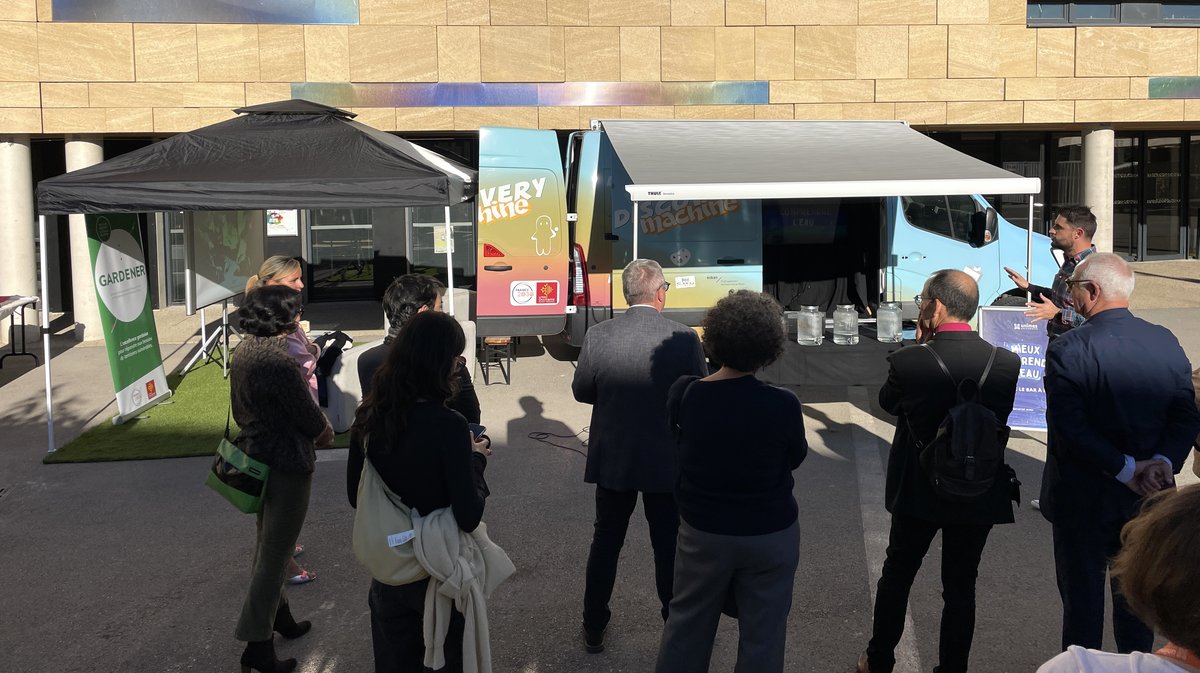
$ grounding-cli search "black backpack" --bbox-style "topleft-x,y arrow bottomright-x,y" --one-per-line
911,344 -> 1010,502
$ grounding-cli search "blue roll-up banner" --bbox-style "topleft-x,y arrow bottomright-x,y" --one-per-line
978,307 -> 1047,432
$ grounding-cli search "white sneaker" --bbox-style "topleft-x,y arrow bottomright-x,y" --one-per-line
1031,499 -> 1041,511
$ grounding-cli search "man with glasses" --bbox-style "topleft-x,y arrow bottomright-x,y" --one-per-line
1003,205 -> 1097,341
1041,253 -> 1200,655
572,258 -> 707,654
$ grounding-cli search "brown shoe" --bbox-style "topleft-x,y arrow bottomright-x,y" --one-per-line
856,652 -> 871,673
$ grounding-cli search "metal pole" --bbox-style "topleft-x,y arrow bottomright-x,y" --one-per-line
1026,195 -> 1034,301
632,201 -> 639,261
444,206 -> 455,317
39,214 -> 55,452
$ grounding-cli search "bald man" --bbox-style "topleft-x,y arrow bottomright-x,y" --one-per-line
858,270 -> 1021,673
1041,253 -> 1200,654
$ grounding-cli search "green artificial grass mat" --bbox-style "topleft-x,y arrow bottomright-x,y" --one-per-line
44,360 -> 350,464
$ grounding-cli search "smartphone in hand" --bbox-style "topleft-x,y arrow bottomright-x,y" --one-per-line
468,423 -> 487,439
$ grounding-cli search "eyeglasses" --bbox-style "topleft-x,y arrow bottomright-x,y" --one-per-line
660,282 -> 671,292
913,294 -> 924,307
1064,279 -> 1093,288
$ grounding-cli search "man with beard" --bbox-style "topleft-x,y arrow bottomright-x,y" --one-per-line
1003,205 -> 1097,341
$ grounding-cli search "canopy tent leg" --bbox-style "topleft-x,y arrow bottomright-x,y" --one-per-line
444,206 -> 455,317
632,201 -> 639,261
39,214 -> 55,453
1027,195 -> 1035,301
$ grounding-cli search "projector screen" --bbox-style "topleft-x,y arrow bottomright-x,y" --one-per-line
186,210 -> 266,314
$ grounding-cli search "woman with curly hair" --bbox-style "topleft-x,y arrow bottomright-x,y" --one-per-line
655,290 -> 809,673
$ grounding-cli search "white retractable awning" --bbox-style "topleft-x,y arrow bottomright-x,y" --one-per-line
597,119 -> 1041,202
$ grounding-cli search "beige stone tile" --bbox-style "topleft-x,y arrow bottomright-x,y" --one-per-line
0,0 -> 36,21
35,0 -> 48,21
754,103 -> 793,118
861,0 -> 934,25
908,25 -> 946,79
491,0 -> 547,24
549,0 -> 589,25
0,107 -> 40,132
937,0 -> 989,24
620,105 -> 674,119
454,106 -> 540,130
349,107 -> 396,130
41,82 -> 88,107
439,26 -> 481,82
589,0 -> 670,26
105,107 -> 153,132
755,27 -> 793,80
0,81 -> 37,106
481,27 -> 565,82
1023,100 -> 1073,124
351,26 -> 437,82
998,25 -> 1037,77
396,107 -> 455,130
1130,77 -> 1148,98
842,102 -> 895,119
1005,77 -> 1130,100
715,27 -> 755,80
1149,29 -> 1197,76
1186,99 -> 1200,122
795,26 -> 856,80
792,103 -> 844,119
947,25 -> 995,77
196,107 -> 239,127
90,82 -> 246,108
360,0 -> 446,24
259,26 -> 305,82
42,107 -> 106,133
0,21 -> 37,81
772,79 -> 874,103
875,78 -> 1003,101
566,27 -> 620,81
539,106 -> 582,127
672,0 -> 725,25
1075,99 -> 1183,122
153,107 -> 201,132
1076,27 -> 1150,77
304,25 -> 349,82
1036,27 -> 1074,78
244,82 -> 291,105
197,24 -> 259,82
857,25 -> 907,79
727,0 -> 766,25
133,24 -> 197,82
767,0 -> 857,25
674,104 -> 755,118
449,0 -> 490,25
621,27 -> 661,81
946,101 -> 1023,124
895,101 -> 947,124
661,27 -> 714,81
990,0 -> 1026,24
582,106 -> 621,123
39,23 -> 135,82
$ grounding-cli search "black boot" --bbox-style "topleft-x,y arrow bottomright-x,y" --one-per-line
240,639 -> 296,673
273,602 -> 312,640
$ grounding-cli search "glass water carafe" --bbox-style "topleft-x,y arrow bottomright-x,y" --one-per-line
797,306 -> 824,346
833,305 -> 859,345
877,302 -> 903,343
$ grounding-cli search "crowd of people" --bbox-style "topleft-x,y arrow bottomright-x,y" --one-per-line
223,201 -> 1200,673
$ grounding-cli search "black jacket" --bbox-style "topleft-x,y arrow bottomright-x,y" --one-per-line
879,330 -> 1020,525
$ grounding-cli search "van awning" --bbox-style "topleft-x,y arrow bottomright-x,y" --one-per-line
597,120 -> 1041,202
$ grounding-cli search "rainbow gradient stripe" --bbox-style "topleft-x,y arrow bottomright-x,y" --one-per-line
52,0 -> 359,24
1149,77 -> 1200,98
291,81 -> 770,108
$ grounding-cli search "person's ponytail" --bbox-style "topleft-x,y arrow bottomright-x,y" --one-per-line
244,274 -> 262,295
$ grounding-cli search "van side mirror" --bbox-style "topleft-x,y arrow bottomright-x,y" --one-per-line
968,207 -> 997,247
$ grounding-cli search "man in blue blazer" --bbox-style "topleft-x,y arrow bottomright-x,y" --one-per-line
1041,253 -> 1200,653
572,258 -> 708,654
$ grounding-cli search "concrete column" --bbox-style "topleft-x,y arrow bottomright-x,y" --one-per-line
66,136 -> 105,341
1082,126 -> 1115,254
0,135 -> 36,348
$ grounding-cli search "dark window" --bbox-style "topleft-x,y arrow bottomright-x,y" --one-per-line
1030,2 -> 1200,25
901,195 -> 987,245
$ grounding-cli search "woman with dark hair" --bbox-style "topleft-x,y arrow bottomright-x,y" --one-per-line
229,285 -> 333,673
346,310 -> 492,673
655,290 -> 808,673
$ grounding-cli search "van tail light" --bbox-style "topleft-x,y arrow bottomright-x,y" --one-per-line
483,243 -> 505,258
572,244 -> 590,306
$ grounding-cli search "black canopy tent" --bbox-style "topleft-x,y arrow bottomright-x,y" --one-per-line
33,99 -> 476,451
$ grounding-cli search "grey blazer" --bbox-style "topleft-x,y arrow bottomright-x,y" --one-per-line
572,306 -> 708,492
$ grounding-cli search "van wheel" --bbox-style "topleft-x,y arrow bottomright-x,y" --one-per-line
991,293 -> 1027,306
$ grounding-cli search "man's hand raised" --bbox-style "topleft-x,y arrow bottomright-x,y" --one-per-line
1004,266 -> 1031,291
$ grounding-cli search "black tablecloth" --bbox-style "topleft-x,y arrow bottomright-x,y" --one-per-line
760,325 -> 909,387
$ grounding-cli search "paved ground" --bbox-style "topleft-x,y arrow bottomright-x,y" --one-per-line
1,262 -> 1198,673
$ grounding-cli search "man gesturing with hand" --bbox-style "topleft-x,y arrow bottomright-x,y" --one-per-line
1003,205 -> 1097,339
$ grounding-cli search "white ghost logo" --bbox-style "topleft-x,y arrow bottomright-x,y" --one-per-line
532,215 -> 558,256
670,248 -> 691,266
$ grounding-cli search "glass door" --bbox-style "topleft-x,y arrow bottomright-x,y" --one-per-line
1142,134 -> 1185,259
1112,135 -> 1140,259
307,208 -> 375,299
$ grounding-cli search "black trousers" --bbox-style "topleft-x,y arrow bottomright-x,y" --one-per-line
867,513 -> 992,673
368,578 -> 465,673
1052,517 -> 1152,653
582,485 -> 679,631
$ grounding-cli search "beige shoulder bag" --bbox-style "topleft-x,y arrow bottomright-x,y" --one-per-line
351,435 -> 430,586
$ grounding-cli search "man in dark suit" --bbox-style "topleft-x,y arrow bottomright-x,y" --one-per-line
1041,253 -> 1200,653
859,270 -> 1020,673
572,258 -> 708,654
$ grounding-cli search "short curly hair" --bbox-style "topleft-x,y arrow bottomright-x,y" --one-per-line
701,290 -> 785,372
236,285 -> 302,337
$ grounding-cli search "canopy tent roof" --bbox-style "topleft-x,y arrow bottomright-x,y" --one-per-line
37,99 -> 475,214
597,119 -> 1041,202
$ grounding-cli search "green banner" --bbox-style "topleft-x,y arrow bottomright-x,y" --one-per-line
86,214 -> 172,423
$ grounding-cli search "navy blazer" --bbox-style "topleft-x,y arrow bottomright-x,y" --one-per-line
1040,308 -> 1200,525
572,306 -> 708,493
